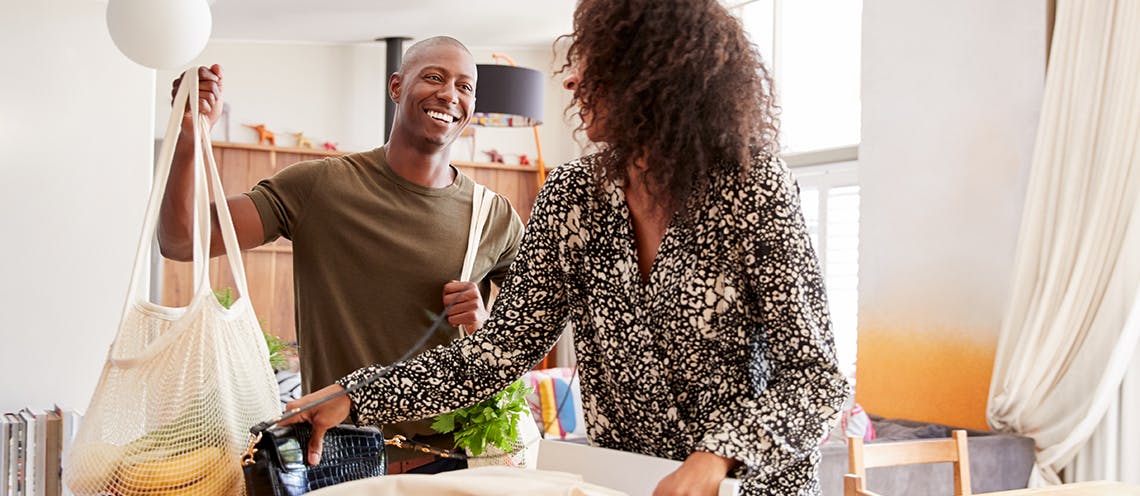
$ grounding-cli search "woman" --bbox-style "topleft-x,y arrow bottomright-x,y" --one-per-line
284,0 -> 850,493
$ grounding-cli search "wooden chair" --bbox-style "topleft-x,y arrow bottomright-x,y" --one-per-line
844,429 -> 972,496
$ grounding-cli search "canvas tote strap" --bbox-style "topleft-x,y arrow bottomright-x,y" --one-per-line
200,113 -> 251,298
120,68 -> 205,307
455,184 -> 496,336
121,69 -> 249,302
460,184 -> 496,281
110,69 -> 250,368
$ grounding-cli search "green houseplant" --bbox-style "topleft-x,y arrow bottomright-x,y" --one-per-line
430,380 -> 533,458
215,288 -> 295,371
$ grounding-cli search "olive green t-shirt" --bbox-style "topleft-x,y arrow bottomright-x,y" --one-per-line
246,146 -> 524,455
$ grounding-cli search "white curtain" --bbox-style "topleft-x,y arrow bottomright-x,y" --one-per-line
1065,234 -> 1140,484
986,0 -> 1140,486
1066,334 -> 1140,484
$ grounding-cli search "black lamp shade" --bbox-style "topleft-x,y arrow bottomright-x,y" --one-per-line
473,64 -> 544,127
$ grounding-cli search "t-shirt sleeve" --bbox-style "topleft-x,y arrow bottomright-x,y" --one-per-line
244,159 -> 326,244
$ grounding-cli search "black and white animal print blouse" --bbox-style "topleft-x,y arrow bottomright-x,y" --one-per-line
339,153 -> 851,495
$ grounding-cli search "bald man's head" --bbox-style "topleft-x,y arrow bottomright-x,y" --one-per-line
400,36 -> 472,74
387,36 -> 477,149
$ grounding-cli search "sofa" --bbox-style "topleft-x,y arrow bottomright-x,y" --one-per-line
818,416 -> 1036,496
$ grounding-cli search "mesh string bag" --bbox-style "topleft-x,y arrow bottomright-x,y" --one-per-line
65,70 -> 280,496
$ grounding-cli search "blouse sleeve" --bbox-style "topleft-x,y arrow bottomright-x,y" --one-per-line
336,165 -> 578,425
695,157 -> 851,476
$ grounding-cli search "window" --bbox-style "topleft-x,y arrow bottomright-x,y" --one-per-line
790,155 -> 859,379
733,0 -> 862,153
734,0 -> 863,380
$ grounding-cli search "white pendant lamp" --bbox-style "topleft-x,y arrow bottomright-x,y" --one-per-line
106,0 -> 212,69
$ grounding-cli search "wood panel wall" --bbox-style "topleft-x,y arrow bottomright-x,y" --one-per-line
160,143 -> 335,343
454,161 -> 540,225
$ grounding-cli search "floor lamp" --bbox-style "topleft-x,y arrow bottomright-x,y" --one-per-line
473,54 -> 547,186
475,55 -> 558,368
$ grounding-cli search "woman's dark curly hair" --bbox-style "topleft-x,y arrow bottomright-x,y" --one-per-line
561,0 -> 780,215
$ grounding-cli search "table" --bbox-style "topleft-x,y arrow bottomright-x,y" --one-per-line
983,481 -> 1140,495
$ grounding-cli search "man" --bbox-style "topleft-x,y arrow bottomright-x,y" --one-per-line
158,37 -> 524,474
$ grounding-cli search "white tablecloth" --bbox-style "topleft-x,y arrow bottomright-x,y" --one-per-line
308,466 -> 627,496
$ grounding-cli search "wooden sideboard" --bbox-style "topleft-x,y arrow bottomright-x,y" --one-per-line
160,142 -> 542,351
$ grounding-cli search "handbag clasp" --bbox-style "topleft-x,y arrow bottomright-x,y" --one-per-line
241,431 -> 264,467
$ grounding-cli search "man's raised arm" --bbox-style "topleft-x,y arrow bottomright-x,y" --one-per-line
158,64 -> 266,261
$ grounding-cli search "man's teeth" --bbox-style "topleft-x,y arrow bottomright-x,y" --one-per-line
427,110 -> 455,123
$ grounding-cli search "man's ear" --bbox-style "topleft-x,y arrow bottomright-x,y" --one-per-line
388,72 -> 402,102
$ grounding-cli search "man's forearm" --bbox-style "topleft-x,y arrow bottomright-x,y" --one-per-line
157,129 -> 198,261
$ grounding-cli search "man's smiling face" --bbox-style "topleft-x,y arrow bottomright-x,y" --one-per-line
390,43 -> 477,149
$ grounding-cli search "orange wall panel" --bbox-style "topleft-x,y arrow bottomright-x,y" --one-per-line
856,325 -> 997,431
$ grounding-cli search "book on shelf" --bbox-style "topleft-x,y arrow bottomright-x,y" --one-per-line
40,411 -> 60,496
1,414 -> 10,496
18,409 -> 35,496
53,407 -> 78,496
4,413 -> 21,496
1,406 -> 80,496
33,411 -> 46,496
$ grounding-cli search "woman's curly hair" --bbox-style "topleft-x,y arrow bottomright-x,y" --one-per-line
561,0 -> 780,215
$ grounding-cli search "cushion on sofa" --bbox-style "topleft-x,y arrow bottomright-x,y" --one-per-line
818,416 -> 1035,496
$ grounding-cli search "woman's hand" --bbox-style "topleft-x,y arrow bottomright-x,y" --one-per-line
653,451 -> 739,496
280,384 -> 353,465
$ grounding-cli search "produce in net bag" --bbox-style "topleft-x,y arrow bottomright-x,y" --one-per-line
66,70 -> 280,496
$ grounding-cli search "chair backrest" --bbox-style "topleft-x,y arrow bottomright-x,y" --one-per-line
844,429 -> 971,496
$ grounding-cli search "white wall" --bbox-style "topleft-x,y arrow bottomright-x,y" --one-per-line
856,0 -> 1046,428
0,0 -> 155,413
156,41 -> 387,152
155,41 -> 581,168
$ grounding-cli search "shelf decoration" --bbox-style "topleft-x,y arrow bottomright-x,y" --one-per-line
483,149 -> 505,164
291,132 -> 314,149
243,124 -> 276,146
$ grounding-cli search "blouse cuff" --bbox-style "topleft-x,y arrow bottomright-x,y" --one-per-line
697,422 -> 797,479
336,365 -> 384,425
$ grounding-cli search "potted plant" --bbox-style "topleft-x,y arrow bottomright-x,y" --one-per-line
215,288 -> 297,372
431,380 -> 537,467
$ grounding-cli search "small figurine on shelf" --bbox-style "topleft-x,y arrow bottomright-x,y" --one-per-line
518,154 -> 530,166
244,124 -> 276,146
291,132 -> 314,149
321,141 -> 339,151
482,149 -> 505,163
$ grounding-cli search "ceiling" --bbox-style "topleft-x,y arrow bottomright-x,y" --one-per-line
209,0 -> 578,48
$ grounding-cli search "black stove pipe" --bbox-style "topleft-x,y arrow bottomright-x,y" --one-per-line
382,36 -> 412,140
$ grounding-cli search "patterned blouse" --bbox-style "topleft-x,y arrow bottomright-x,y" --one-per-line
339,153 -> 851,495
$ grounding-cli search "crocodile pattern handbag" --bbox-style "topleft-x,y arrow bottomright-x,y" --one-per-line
243,424 -> 387,496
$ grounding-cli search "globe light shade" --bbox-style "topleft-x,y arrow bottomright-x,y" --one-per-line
106,0 -> 212,69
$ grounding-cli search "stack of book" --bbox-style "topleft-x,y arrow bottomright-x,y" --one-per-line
1,406 -> 81,496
